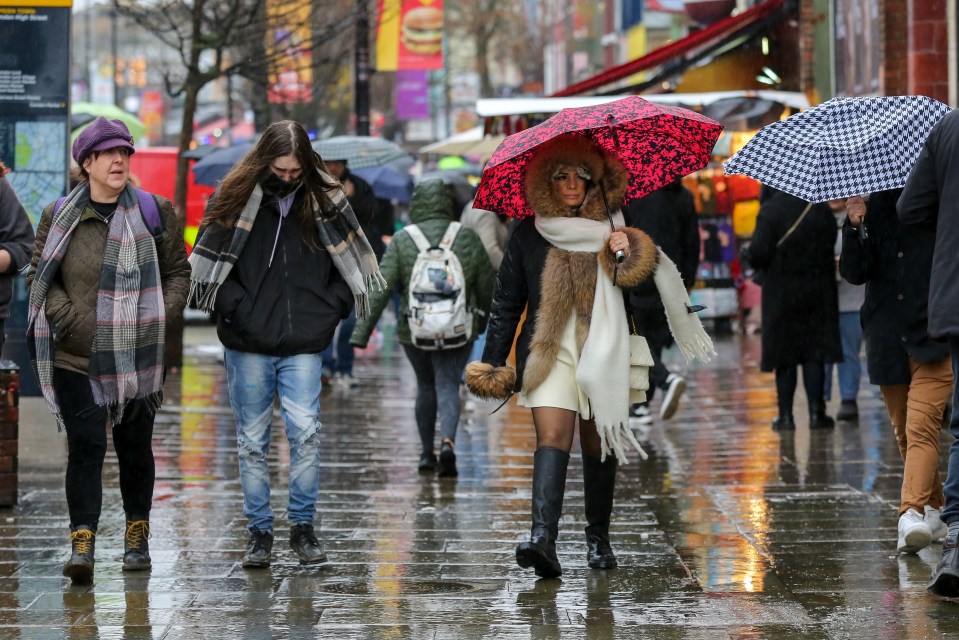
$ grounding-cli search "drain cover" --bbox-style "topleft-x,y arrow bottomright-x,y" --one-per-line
312,579 -> 477,596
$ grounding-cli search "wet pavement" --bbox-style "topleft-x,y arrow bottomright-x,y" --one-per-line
4,320 -> 959,638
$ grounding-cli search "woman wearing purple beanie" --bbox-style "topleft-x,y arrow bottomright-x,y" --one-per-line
27,117 -> 190,584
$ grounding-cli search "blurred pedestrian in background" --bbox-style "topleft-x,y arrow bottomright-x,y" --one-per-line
742,186 -> 840,431
460,193 -> 509,367
0,160 -> 36,354
351,178 -> 494,477
841,189 -> 950,555
27,117 -> 190,583
825,198 -> 865,422
188,121 -> 385,569
321,157 -> 380,388
466,135 -> 711,578
897,108 -> 959,596
623,179 -> 700,424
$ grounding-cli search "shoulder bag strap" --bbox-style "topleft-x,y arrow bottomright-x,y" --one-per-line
777,202 -> 814,248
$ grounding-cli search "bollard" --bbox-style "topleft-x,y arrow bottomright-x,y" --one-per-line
0,360 -> 18,507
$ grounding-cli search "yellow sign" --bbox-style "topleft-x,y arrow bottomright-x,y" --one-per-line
0,0 -> 73,6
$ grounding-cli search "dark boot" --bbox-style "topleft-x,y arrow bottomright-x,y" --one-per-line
123,517 -> 151,571
516,447 -> 569,579
63,526 -> 96,584
582,454 -> 618,570
929,523 -> 959,597
808,402 -> 835,429
772,415 -> 796,431
290,523 -> 328,565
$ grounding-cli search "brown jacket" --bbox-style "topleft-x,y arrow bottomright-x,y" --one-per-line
28,195 -> 191,374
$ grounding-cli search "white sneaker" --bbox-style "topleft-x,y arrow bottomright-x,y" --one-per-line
897,508 -> 933,554
659,374 -> 686,420
925,505 -> 948,542
629,404 -> 653,425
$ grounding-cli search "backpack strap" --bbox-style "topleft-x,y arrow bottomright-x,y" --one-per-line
404,224 -> 431,252
438,221 -> 461,250
52,188 -> 163,239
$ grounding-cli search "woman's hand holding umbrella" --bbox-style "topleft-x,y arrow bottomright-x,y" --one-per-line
608,230 -> 630,259
846,196 -> 867,228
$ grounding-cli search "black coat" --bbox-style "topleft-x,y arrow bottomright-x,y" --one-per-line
623,181 -> 700,305
898,109 -> 959,339
743,189 -> 840,371
0,177 -> 36,318
212,184 -> 354,357
840,189 -> 947,385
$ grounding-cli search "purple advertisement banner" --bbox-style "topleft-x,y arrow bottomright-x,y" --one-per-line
395,70 -> 430,120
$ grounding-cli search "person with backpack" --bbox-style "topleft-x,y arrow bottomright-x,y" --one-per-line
350,178 -> 494,478
188,121 -> 385,570
26,117 -> 190,584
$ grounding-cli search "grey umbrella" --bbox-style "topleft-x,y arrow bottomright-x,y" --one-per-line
723,95 -> 952,202
312,136 -> 409,169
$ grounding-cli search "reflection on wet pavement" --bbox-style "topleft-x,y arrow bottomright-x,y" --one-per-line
2,326 -> 958,637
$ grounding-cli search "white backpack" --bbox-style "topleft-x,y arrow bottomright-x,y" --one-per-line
404,222 -> 472,350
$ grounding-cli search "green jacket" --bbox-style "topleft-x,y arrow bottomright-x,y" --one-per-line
351,178 -> 494,347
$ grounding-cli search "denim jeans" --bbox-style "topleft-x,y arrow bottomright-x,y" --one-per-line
941,338 -> 959,525
402,343 -> 471,453
54,367 -> 156,531
824,311 -> 863,402
321,309 -> 356,376
224,349 -> 323,532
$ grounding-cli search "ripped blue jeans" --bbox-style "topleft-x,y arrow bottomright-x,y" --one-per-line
224,349 -> 323,533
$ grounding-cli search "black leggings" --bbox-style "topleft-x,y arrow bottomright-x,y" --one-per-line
54,368 -> 157,531
775,362 -> 826,417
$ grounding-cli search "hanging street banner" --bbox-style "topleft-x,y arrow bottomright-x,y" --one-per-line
376,0 -> 444,71
0,0 -> 71,225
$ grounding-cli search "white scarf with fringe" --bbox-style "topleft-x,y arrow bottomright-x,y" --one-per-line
535,212 -> 714,463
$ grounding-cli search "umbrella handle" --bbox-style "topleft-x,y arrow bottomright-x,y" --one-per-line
598,181 -> 626,265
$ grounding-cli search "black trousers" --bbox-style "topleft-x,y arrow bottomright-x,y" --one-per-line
53,368 -> 157,531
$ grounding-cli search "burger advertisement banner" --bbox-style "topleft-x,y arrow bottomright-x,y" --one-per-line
376,0 -> 444,71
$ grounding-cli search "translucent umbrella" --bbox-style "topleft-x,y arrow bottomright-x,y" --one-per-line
70,102 -> 147,142
312,136 -> 409,169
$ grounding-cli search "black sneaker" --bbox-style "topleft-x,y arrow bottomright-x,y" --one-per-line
122,519 -> 152,571
836,399 -> 858,422
242,528 -> 274,569
63,527 -> 96,584
289,523 -> 328,565
418,451 -> 438,473
438,441 -> 458,478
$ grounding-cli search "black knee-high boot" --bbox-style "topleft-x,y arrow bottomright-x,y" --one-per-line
516,447 -> 569,578
583,454 -> 618,569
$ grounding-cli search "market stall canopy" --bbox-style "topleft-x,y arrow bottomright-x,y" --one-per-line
419,126 -> 506,157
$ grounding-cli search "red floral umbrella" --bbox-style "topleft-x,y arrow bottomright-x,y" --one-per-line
473,96 -> 724,219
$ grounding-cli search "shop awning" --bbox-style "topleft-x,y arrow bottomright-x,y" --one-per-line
551,0 -> 786,97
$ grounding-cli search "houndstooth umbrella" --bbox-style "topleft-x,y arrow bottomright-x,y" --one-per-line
312,136 -> 409,170
723,95 -> 952,202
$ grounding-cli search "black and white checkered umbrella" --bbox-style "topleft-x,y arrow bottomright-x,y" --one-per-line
312,135 -> 409,170
723,96 -> 952,202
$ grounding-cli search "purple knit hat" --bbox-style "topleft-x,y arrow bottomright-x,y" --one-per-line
72,117 -> 136,165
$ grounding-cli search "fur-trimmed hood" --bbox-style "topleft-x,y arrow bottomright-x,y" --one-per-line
524,134 -> 628,222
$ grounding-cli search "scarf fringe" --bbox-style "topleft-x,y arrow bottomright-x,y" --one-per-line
102,391 -> 164,427
188,280 -> 221,314
597,421 -> 648,463
653,249 -> 716,364
355,271 -> 388,320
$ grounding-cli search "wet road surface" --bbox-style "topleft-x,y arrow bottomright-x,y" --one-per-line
3,323 -> 959,638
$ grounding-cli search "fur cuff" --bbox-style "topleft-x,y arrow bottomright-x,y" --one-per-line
599,227 -> 658,287
465,361 -> 516,400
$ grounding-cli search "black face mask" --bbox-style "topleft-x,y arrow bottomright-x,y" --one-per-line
263,172 -> 302,198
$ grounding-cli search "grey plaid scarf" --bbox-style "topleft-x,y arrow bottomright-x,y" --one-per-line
28,183 -> 166,429
188,170 -> 386,319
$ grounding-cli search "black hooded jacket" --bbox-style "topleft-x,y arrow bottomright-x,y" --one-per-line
212,177 -> 354,356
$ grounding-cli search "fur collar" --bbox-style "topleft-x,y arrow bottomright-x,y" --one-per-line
524,135 -> 628,222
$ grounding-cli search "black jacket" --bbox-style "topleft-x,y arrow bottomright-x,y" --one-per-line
212,183 -> 354,356
623,181 -> 699,300
841,189 -> 947,385
0,177 -> 36,318
743,188 -> 840,371
898,109 -> 959,339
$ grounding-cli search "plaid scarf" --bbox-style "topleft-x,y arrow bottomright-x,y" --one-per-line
188,170 -> 386,319
28,183 -> 166,428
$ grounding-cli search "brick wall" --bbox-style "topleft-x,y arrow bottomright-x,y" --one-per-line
908,0 -> 950,101
884,0 -> 909,94
799,0 -> 817,95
